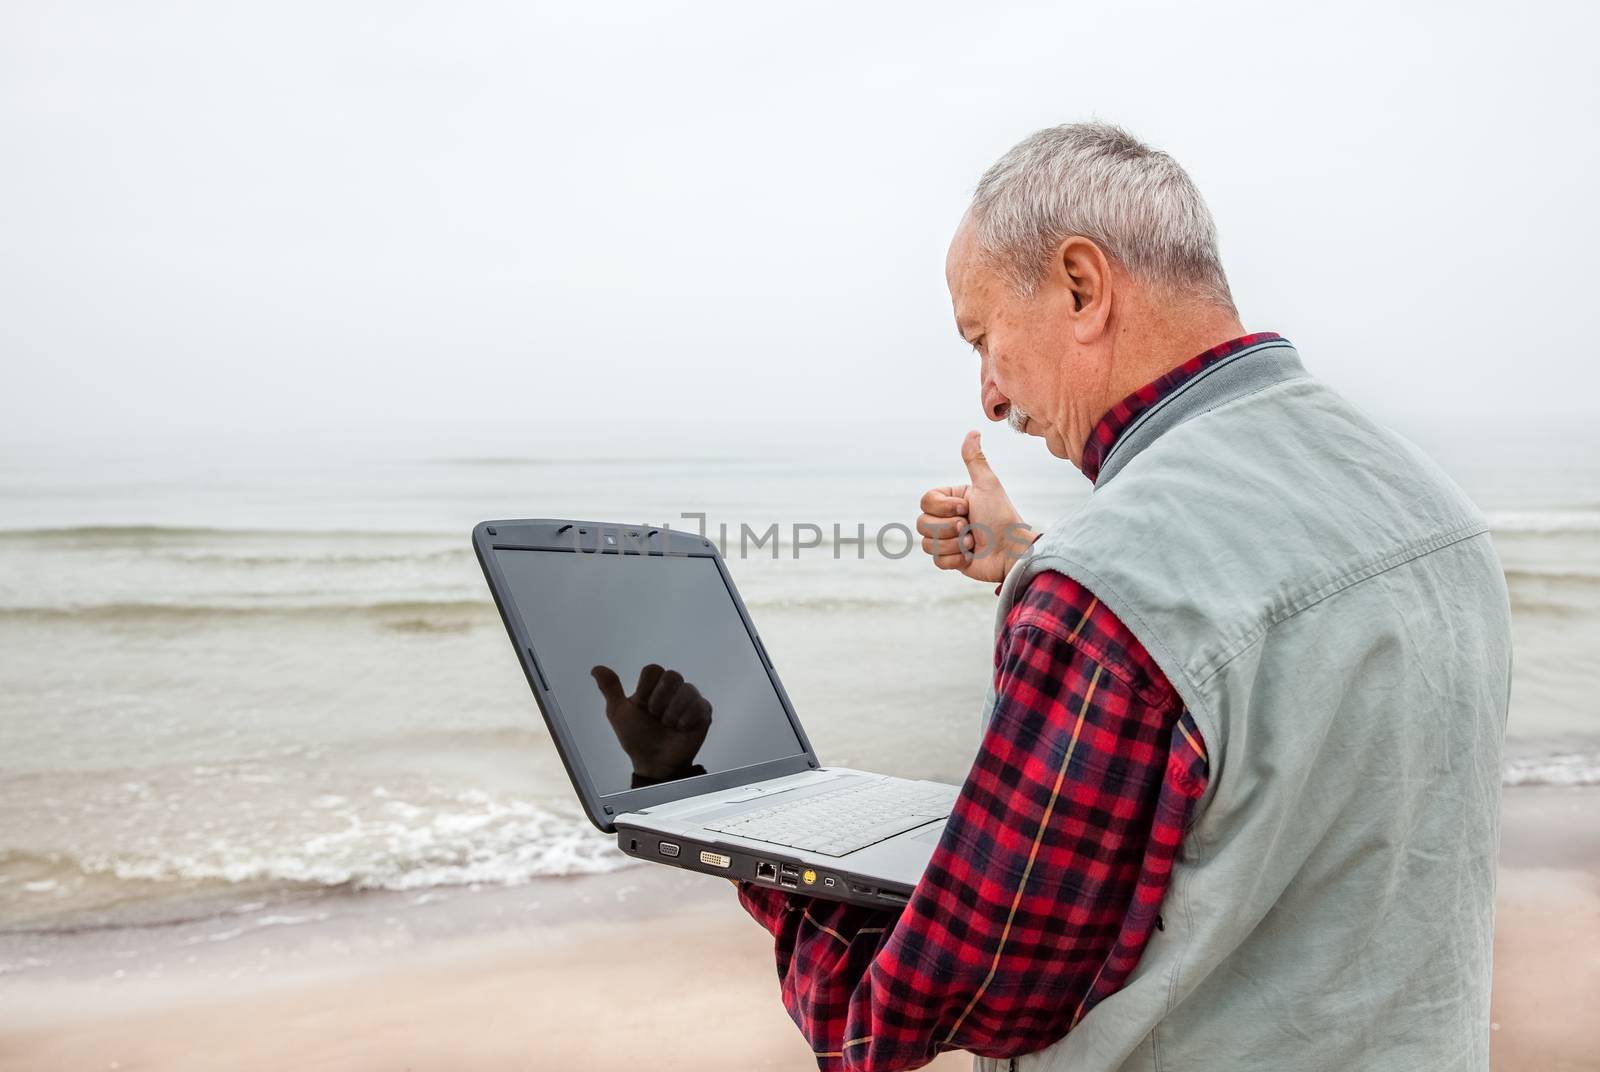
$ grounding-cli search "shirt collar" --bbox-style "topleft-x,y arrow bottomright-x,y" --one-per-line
1079,331 -> 1284,485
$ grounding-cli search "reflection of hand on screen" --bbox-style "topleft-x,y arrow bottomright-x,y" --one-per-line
590,663 -> 713,781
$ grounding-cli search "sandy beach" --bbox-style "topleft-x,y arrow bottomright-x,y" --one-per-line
0,862 -> 971,1072
1,786 -> 1594,1072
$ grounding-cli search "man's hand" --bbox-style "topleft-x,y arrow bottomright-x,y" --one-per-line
590,663 -> 712,780
916,430 -> 1037,585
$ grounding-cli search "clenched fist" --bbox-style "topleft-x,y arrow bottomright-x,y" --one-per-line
916,430 -> 1038,584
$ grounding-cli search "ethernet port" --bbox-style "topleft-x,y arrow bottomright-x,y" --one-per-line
755,861 -> 779,883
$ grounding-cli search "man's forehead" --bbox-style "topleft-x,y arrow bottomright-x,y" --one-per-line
945,215 -> 979,278
946,222 -> 983,299
946,222 -> 992,331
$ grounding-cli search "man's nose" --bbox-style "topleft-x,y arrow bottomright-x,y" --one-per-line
982,381 -> 1011,423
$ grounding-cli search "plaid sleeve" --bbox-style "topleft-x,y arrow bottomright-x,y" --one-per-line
733,571 -> 1209,1070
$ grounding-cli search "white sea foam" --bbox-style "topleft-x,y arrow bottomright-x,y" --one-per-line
1487,509 -> 1600,535
63,791 -> 637,892
1502,752 -> 1600,788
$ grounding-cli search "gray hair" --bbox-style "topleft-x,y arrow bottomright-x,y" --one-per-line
969,121 -> 1236,314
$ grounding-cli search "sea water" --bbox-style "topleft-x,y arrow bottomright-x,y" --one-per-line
0,429 -> 1595,951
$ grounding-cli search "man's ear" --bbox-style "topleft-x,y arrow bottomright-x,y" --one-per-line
1052,236 -> 1114,343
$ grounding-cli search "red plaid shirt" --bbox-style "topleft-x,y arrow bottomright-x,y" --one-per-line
735,333 -> 1282,1070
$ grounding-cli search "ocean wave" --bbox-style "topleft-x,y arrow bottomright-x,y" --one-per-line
0,791 -> 635,900
1504,566 -> 1600,586
1503,567 -> 1600,616
1503,753 -> 1600,788
0,588 -> 996,622
0,598 -> 495,623
1,755 -> 1588,919
325,725 -> 552,753
1487,510 -> 1600,535
747,591 -> 995,612
0,525 -> 452,546
162,548 -> 471,567
428,456 -> 739,468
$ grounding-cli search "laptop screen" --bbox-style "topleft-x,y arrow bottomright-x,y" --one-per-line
493,548 -> 806,798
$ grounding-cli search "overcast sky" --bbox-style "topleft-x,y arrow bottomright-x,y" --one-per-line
2,0 -> 1597,465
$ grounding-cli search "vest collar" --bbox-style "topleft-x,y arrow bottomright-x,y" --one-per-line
1094,339 -> 1307,487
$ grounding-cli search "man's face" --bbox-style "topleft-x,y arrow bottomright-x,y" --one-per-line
945,217 -> 1084,461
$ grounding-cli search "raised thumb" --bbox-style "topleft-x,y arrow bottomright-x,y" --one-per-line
590,665 -> 625,705
962,430 -> 999,487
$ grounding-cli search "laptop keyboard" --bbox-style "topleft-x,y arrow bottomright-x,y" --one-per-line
703,778 -> 957,857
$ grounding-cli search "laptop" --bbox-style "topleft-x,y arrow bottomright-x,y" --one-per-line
472,518 -> 960,909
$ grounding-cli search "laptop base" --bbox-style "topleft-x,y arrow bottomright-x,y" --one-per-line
614,822 -> 914,910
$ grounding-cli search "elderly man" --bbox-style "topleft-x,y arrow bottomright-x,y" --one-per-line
735,122 -> 1511,1072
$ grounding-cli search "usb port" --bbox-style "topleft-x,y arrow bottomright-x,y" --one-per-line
755,861 -> 778,882
778,864 -> 800,889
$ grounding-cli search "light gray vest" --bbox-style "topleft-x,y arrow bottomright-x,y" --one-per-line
972,340 -> 1511,1072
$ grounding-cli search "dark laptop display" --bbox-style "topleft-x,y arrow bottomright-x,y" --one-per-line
492,547 -> 806,797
